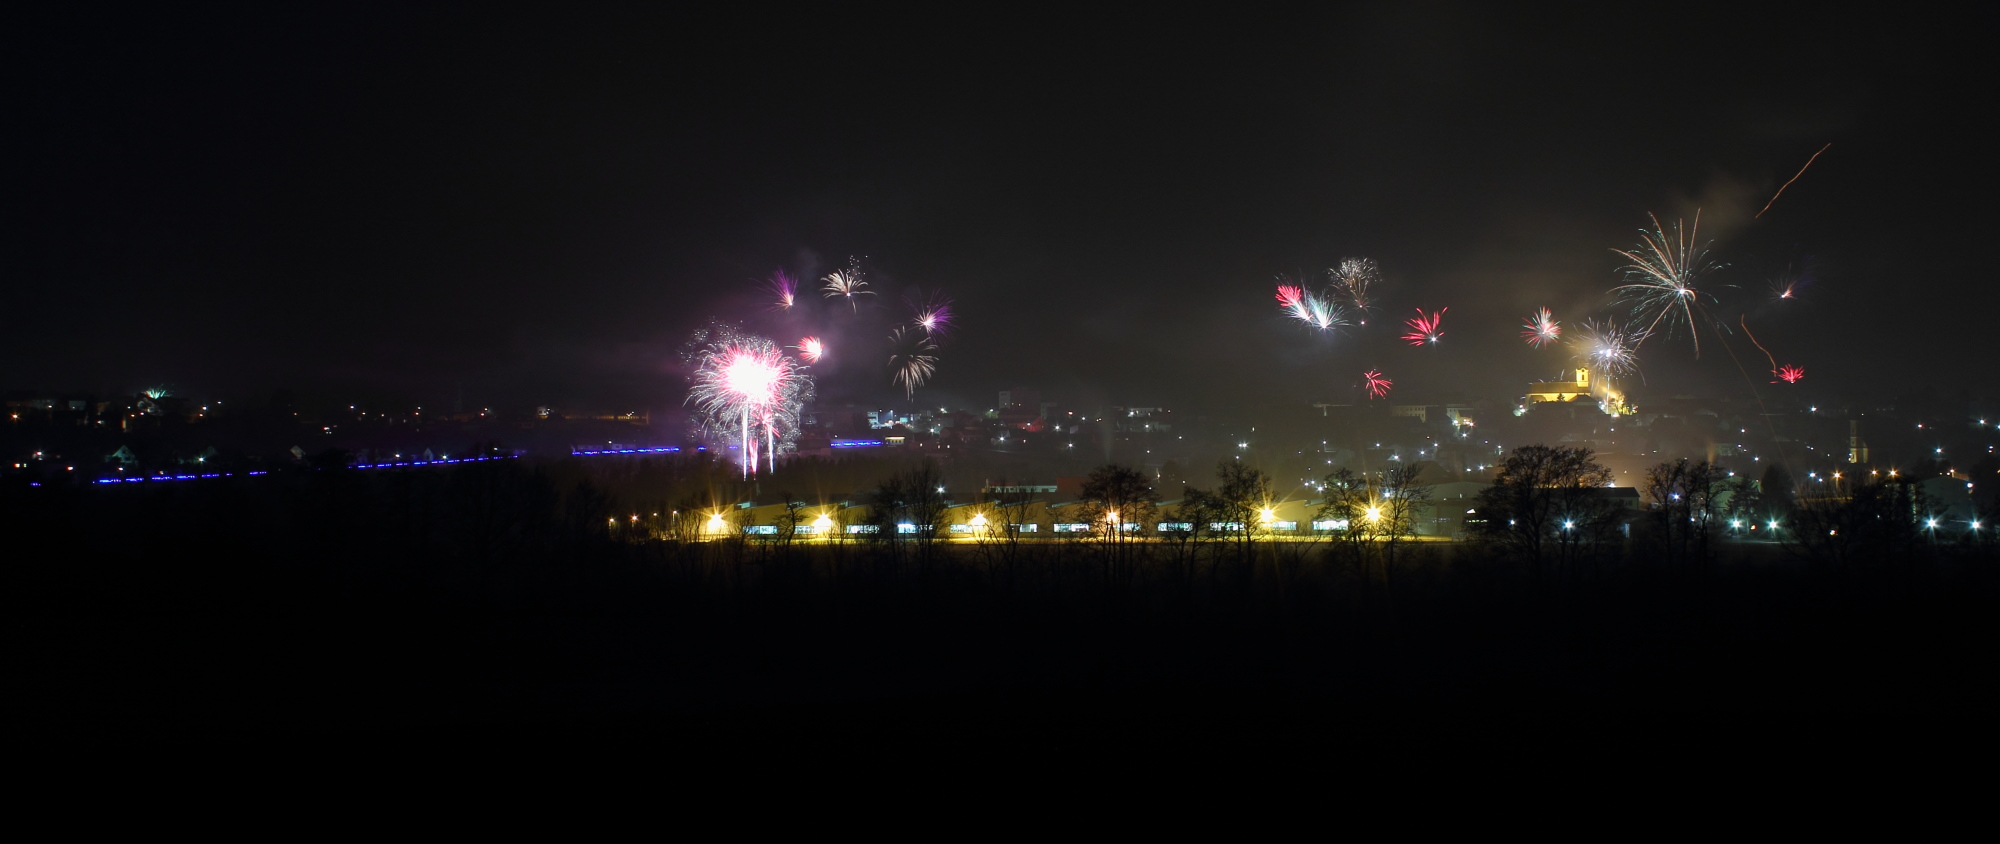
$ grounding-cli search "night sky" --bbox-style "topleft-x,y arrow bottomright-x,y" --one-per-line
7,5 -> 1991,414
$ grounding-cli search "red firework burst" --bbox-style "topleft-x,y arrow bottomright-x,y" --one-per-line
1402,307 -> 1446,346
1363,370 -> 1393,399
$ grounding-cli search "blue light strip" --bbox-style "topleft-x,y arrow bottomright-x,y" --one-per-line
350,456 -> 519,469
568,446 -> 683,456
830,440 -> 884,448
88,456 -> 515,484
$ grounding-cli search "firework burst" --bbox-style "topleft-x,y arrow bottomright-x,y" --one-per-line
1329,258 -> 1381,323
1775,364 -> 1804,384
1522,308 -> 1561,348
765,270 -> 797,310
686,324 -> 812,477
1610,212 -> 1719,354
796,336 -> 824,363
1274,277 -> 1345,331
908,289 -> 955,336
821,256 -> 872,311
1572,319 -> 1645,379
886,326 -> 939,399
1362,370 -> 1393,400
1767,260 -> 1815,304
1401,307 -> 1447,346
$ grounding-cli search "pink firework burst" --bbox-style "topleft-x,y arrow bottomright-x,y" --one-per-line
1363,370 -> 1393,400
910,291 -> 955,336
1274,277 -> 1342,330
1276,284 -> 1305,313
766,270 -> 797,310
1522,308 -> 1561,348
797,336 -> 824,363
1775,365 -> 1805,384
1402,307 -> 1447,346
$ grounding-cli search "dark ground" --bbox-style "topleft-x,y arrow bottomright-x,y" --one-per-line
10,468 -> 1997,769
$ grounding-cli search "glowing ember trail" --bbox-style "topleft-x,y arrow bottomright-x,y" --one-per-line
1363,370 -> 1393,400
1756,143 -> 1830,219
1522,307 -> 1561,348
1402,307 -> 1446,346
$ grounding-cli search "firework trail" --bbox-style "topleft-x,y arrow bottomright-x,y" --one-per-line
765,270 -> 797,310
908,289 -> 955,336
1611,212 -> 1719,355
796,336 -> 824,363
887,326 -> 939,399
1739,315 -> 1779,372
1363,370 -> 1393,400
1522,307 -> 1561,348
686,324 -> 811,478
821,256 -> 872,311
1329,258 -> 1381,323
1756,143 -> 1831,219
1572,319 -> 1645,379
1736,315 -> 1803,387
1401,307 -> 1446,346
1274,277 -> 1345,331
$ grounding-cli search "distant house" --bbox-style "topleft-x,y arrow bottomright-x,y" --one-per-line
106,445 -> 137,465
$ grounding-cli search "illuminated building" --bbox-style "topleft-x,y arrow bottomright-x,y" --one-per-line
1524,368 -> 1630,416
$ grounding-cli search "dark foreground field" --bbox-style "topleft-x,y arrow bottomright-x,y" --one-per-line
10,466 -> 1997,765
